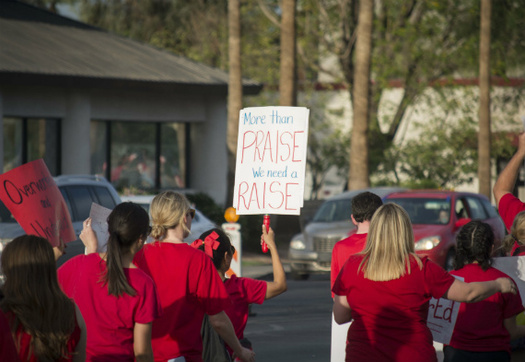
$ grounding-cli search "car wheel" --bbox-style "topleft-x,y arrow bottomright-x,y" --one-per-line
444,248 -> 456,271
291,270 -> 309,281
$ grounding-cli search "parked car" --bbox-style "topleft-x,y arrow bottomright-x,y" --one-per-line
0,175 -> 122,270
288,187 -> 407,280
384,190 -> 506,270
120,194 -> 217,244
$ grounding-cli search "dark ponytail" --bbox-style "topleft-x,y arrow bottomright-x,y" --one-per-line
102,202 -> 149,297
197,228 -> 233,270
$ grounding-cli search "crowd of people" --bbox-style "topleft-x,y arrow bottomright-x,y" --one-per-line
4,134 -> 525,361
0,190 -> 287,362
330,132 -> 525,362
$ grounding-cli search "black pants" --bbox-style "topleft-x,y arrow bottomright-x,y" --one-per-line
443,346 -> 510,362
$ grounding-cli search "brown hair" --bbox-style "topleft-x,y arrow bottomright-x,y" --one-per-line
1,235 -> 76,360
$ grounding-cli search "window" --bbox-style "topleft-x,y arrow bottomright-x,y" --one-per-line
63,186 -> 93,222
2,117 -> 60,175
466,197 -> 487,220
93,186 -> 117,209
90,120 -> 186,193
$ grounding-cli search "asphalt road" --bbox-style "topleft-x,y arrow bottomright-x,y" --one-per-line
244,273 -> 332,361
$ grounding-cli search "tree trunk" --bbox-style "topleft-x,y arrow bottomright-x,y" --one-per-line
349,0 -> 373,190
226,0 -> 242,206
478,0 -> 491,198
279,0 -> 297,106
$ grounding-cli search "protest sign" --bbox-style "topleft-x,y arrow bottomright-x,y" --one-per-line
493,256 -> 525,305
0,159 -> 75,247
426,277 -> 464,344
88,202 -> 112,253
233,106 -> 309,215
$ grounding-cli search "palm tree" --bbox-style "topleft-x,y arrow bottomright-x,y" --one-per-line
478,0 -> 491,198
349,0 -> 373,190
226,0 -> 242,206
279,0 -> 297,106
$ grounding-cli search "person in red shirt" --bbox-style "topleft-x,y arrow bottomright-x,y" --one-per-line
133,191 -> 255,362
1,235 -> 86,362
493,132 -> 525,255
332,203 -> 518,362
59,202 -> 160,362
330,191 -> 383,291
193,226 -> 286,358
0,310 -> 19,362
445,220 -> 525,362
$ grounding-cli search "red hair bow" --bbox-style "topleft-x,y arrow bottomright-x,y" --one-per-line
190,231 -> 220,258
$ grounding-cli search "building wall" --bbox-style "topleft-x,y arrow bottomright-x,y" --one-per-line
0,84 -> 229,205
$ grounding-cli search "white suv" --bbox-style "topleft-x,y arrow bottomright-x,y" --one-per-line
0,175 -> 122,268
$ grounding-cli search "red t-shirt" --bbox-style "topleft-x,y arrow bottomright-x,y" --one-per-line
13,313 -> 81,362
58,254 -> 161,362
133,242 -> 232,362
332,255 -> 455,362
498,193 -> 525,256
331,233 -> 367,291
448,264 -> 524,353
224,275 -> 267,341
0,310 -> 19,362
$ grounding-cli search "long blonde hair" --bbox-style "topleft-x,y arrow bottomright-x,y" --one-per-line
150,191 -> 191,240
501,211 -> 525,255
359,203 -> 422,281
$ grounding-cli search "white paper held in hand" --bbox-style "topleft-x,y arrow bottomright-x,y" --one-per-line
88,202 -> 112,253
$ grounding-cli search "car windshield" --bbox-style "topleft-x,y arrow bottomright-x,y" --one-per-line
386,198 -> 451,225
312,199 -> 351,222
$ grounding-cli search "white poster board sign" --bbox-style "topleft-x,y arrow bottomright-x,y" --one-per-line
426,276 -> 463,345
233,106 -> 309,215
492,256 -> 525,305
88,202 -> 112,253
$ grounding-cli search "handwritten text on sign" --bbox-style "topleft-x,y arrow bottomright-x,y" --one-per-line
233,107 -> 309,215
0,159 -> 75,247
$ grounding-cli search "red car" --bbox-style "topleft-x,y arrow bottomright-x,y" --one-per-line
384,190 -> 506,270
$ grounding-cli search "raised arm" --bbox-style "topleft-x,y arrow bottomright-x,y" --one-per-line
333,294 -> 352,324
261,226 -> 287,299
133,322 -> 154,362
208,311 -> 255,362
443,277 -> 516,303
493,132 -> 525,207
79,218 -> 98,254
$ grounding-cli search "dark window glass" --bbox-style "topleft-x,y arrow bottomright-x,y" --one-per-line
3,117 -> 22,172
466,197 -> 487,219
65,186 -> 93,222
93,186 -> 117,209
59,187 -> 74,221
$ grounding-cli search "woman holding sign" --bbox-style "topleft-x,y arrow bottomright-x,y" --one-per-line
193,226 -> 286,358
133,191 -> 255,362
58,202 -> 161,362
1,235 -> 86,362
444,220 -> 525,362
332,203 -> 518,362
